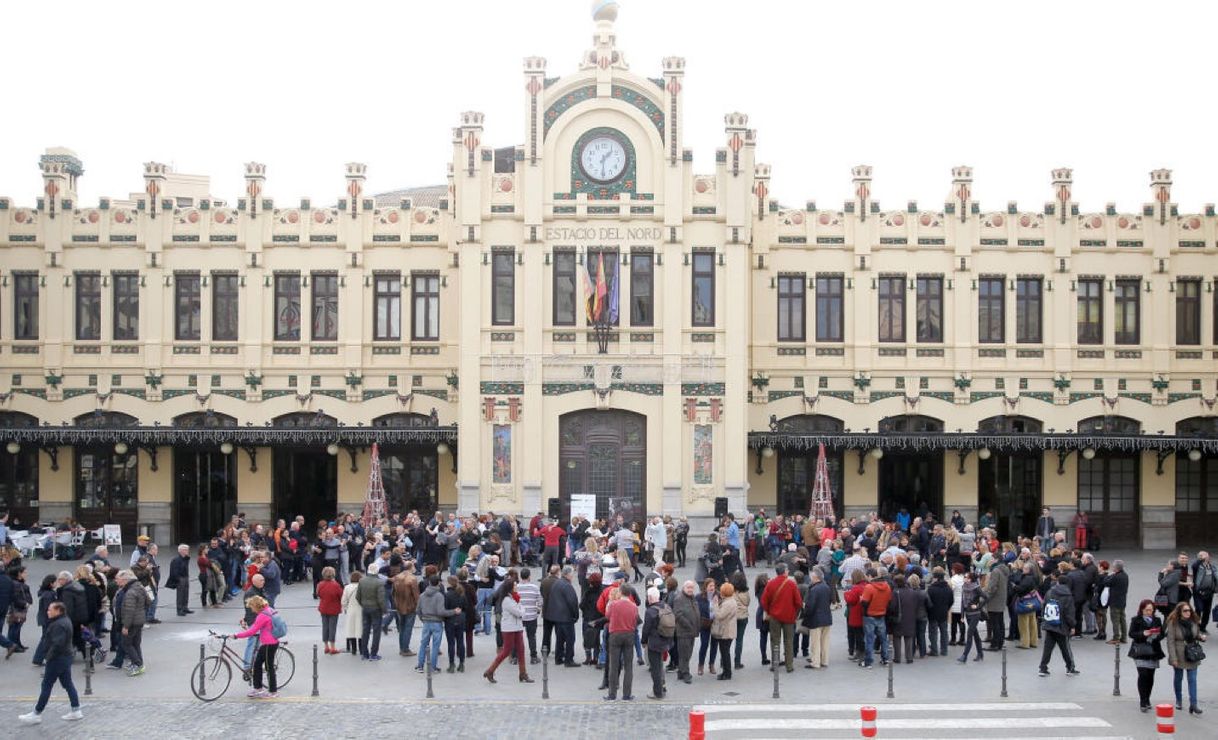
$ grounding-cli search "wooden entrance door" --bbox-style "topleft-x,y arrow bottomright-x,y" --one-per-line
1077,454 -> 1139,548
558,410 -> 646,525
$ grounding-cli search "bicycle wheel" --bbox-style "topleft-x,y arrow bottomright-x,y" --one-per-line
273,646 -> 296,689
190,655 -> 232,702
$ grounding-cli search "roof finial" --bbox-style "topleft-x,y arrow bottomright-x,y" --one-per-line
592,0 -> 619,23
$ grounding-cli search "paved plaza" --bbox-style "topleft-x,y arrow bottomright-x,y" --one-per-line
1,549 -> 1207,738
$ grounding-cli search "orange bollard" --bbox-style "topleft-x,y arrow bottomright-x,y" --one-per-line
860,705 -> 878,738
688,710 -> 706,740
1156,703 -> 1174,737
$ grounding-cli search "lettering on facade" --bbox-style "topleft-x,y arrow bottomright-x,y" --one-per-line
544,226 -> 662,243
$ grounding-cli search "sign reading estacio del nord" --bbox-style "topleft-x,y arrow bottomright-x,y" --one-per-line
544,226 -> 663,243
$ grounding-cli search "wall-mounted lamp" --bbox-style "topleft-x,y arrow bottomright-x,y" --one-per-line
220,442 -> 234,455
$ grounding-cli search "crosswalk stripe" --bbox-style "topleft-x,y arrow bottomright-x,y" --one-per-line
696,702 -> 1083,713
704,716 -> 1111,731
733,737 -> 1132,740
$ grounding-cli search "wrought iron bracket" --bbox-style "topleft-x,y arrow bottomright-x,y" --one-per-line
857,449 -> 868,476
41,445 -> 59,472
140,444 -> 159,472
242,445 -> 258,473
344,444 -> 359,474
1155,448 -> 1173,476
1056,448 -> 1074,475
755,447 -> 765,476
957,449 -> 970,476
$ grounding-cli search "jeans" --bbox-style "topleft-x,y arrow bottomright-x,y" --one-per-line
476,588 -> 494,634
929,618 -> 948,655
1195,593 -> 1214,632
396,612 -> 416,654
34,655 -> 79,713
553,621 -> 575,665
717,637 -> 733,678
606,631 -> 634,698
647,648 -> 666,696
444,620 -> 465,665
733,618 -> 747,666
449,549 -> 461,575
524,619 -> 539,658
698,628 -> 718,667
321,614 -> 338,644
360,608 -> 383,657
147,589 -> 159,621
417,621 -> 444,671
863,616 -> 889,666
1173,666 -> 1198,707
961,615 -> 983,659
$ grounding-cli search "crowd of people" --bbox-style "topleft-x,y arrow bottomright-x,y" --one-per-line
3,504 -> 1214,723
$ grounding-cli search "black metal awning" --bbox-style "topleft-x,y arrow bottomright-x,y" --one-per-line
747,431 -> 1218,454
1,425 -> 458,447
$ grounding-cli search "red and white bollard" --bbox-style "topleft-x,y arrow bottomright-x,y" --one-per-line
688,710 -> 706,740
860,706 -> 878,738
1156,703 -> 1175,737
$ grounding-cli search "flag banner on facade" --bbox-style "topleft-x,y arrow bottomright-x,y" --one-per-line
810,442 -> 834,522
607,262 -> 620,324
593,252 -> 607,320
581,261 -> 595,322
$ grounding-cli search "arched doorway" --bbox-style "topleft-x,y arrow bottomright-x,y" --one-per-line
559,410 -> 646,526
272,412 -> 338,527
1174,417 -> 1218,547
0,412 -> 40,529
373,413 -> 439,518
173,412 -> 238,544
74,412 -> 139,537
774,415 -> 844,519
1077,416 -> 1141,548
877,415 -> 944,522
977,415 -> 1043,540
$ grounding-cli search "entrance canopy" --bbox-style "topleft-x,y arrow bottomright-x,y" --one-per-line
1,421 -> 457,448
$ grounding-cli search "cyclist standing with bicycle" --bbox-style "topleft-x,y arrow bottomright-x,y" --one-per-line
228,595 -> 280,698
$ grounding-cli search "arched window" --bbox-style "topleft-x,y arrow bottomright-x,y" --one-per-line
879,415 -> 944,433
978,415 -> 1043,434
173,411 -> 238,428
1078,416 -> 1141,435
1177,417 -> 1218,437
773,414 -> 845,434
271,412 -> 337,428
372,413 -> 434,428
73,411 -> 138,428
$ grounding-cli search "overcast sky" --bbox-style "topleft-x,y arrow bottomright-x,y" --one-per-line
2,0 -> 1215,214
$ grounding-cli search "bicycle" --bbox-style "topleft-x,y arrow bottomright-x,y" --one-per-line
189,630 -> 296,701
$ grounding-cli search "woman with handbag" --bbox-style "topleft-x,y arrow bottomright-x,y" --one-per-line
1129,599 -> 1167,712
696,578 -> 719,675
754,573 -> 771,665
1165,601 -> 1206,715
1013,561 -> 1042,649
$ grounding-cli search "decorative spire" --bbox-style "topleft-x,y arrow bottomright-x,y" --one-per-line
852,165 -> 873,222
345,162 -> 366,219
950,166 -> 973,223
1051,167 -> 1072,225
144,161 -> 168,220
244,162 -> 266,219
583,0 -> 627,70
1150,168 -> 1172,225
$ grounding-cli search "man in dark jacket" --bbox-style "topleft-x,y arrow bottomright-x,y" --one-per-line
165,545 -> 193,616
545,567 -> 581,666
1038,564 -> 1079,677
801,570 -> 833,668
926,567 -> 954,656
640,586 -> 673,700
260,552 -> 283,607
1191,551 -> 1215,634
1066,561 -> 1090,637
1105,559 -> 1130,644
539,565 -> 560,654
19,601 -> 82,724
983,560 -> 1010,650
116,570 -> 150,676
55,572 -> 89,656
1035,507 -> 1056,554
671,580 -> 699,684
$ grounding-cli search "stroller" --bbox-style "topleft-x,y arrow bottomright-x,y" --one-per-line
79,626 -> 108,665
519,536 -> 541,568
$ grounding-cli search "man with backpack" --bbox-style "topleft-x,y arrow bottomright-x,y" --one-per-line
641,586 -> 674,700
1038,562 -> 1080,678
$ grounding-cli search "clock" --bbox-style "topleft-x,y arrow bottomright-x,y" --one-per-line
578,135 -> 628,183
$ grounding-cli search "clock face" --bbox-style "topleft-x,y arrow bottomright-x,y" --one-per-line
579,135 -> 628,183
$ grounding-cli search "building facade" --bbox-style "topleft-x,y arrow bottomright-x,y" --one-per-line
1,4 -> 1217,548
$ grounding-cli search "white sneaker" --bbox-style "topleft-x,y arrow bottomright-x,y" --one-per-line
18,711 -> 42,724
62,709 -> 84,721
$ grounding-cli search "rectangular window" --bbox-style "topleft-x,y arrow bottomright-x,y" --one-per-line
311,273 -> 338,341
691,251 -> 715,327
412,273 -> 440,341
274,273 -> 301,341
978,276 -> 1005,343
1114,278 -> 1140,344
815,274 -> 844,342
1077,278 -> 1103,344
374,273 -> 401,341
630,253 -> 654,327
174,272 -> 201,341
112,273 -> 139,341
74,272 -> 101,341
552,251 -> 576,326
586,249 -> 619,326
1176,278 -> 1201,345
492,252 -> 515,326
915,276 -> 943,343
877,275 -> 906,342
776,274 -> 806,341
1015,277 -> 1042,344
212,273 -> 239,342
13,272 -> 38,340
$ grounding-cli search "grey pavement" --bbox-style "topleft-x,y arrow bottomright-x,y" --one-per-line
1,549 -> 1206,739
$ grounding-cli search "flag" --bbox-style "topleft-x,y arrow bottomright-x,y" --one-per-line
593,252 -> 607,321
582,260 -> 596,321
581,261 -> 595,322
607,260 -> 620,324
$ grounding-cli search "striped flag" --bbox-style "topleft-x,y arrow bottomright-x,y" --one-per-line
593,252 -> 607,320
581,261 -> 595,322
607,260 -> 620,324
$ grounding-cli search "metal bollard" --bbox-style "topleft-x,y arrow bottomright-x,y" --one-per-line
885,636 -> 894,699
311,644 -> 320,697
198,644 -> 207,698
84,644 -> 93,696
1000,647 -> 1008,698
425,651 -> 434,699
541,646 -> 550,700
1113,641 -> 1121,697
771,636 -> 780,698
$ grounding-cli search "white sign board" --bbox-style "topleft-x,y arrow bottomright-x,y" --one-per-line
569,494 -> 597,522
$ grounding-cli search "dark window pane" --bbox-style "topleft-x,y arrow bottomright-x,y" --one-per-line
212,274 -> 239,341
175,273 -> 201,341
274,273 -> 301,341
916,276 -> 942,343
1114,279 -> 1139,344
374,274 -> 401,340
13,273 -> 39,340
630,253 -> 653,327
553,252 -> 576,326
492,253 -> 515,326
112,273 -> 139,341
691,252 -> 714,327
311,273 -> 338,341
412,274 -> 439,341
978,277 -> 1005,343
1176,279 -> 1200,345
777,273 -> 806,341
75,272 -> 101,340
1077,278 -> 1102,344
815,275 -> 843,342
878,275 -> 905,342
1015,277 -> 1042,344
586,249 -> 619,326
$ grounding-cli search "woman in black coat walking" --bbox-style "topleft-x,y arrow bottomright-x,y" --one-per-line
1129,598 -> 1166,712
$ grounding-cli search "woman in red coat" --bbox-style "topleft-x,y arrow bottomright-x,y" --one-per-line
842,572 -> 867,663
316,567 -> 344,655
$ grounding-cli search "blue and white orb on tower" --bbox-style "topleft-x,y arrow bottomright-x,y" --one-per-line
592,0 -> 619,22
